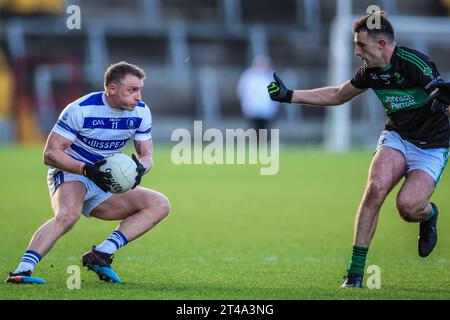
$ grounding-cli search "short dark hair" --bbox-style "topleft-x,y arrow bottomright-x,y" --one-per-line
104,61 -> 146,89
352,11 -> 395,41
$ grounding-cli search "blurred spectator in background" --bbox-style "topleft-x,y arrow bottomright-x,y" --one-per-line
237,55 -> 279,142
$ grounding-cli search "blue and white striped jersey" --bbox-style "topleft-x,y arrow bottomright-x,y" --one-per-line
52,91 -> 152,164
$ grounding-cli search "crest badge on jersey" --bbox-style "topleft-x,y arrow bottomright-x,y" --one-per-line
126,118 -> 136,129
394,72 -> 405,84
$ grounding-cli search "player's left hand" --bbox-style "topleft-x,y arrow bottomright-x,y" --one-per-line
131,154 -> 145,189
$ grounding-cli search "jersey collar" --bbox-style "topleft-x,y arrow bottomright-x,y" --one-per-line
102,92 -> 126,113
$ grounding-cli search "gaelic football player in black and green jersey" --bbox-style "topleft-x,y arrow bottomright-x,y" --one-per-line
268,11 -> 450,288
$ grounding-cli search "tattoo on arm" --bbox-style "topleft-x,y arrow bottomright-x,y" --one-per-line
134,141 -> 142,157
133,140 -> 153,173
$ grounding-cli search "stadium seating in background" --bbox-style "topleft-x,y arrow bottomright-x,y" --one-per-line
0,50 -> 12,115
0,0 -> 63,15
161,0 -> 221,23
1,0 -> 449,145
442,0 -> 450,15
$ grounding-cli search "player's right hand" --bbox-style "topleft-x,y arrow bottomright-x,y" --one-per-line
82,159 -> 111,192
267,73 -> 293,103
426,81 -> 450,114
431,99 -> 449,114
431,82 -> 450,104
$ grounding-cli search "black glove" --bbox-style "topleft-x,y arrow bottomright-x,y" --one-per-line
267,73 -> 293,103
131,154 -> 145,189
82,159 -> 111,192
425,81 -> 450,114
431,99 -> 449,114
431,82 -> 450,104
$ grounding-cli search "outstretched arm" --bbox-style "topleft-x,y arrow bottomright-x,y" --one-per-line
291,80 -> 366,106
268,73 -> 366,106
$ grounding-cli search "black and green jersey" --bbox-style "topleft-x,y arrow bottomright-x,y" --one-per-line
351,46 -> 449,149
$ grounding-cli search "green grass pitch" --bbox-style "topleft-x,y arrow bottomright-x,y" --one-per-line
1,144 -> 450,299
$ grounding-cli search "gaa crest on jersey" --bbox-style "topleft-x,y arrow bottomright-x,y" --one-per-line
62,113 -> 69,121
126,118 -> 136,129
394,72 -> 405,84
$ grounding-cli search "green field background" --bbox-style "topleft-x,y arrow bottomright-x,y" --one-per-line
1,144 -> 450,299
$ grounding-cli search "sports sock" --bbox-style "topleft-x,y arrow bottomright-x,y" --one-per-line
95,230 -> 129,255
348,245 -> 368,276
423,203 -> 437,222
14,250 -> 42,274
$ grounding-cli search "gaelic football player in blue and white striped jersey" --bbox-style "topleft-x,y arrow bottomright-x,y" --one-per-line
6,62 -> 171,284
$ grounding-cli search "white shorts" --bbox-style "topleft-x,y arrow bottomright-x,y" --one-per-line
375,130 -> 449,184
47,167 -> 113,217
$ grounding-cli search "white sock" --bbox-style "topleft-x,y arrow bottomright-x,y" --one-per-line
95,230 -> 129,255
14,250 -> 41,274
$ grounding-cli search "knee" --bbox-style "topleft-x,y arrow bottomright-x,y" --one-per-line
149,194 -> 171,221
54,210 -> 80,232
364,180 -> 389,206
396,197 -> 420,222
160,196 -> 172,220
